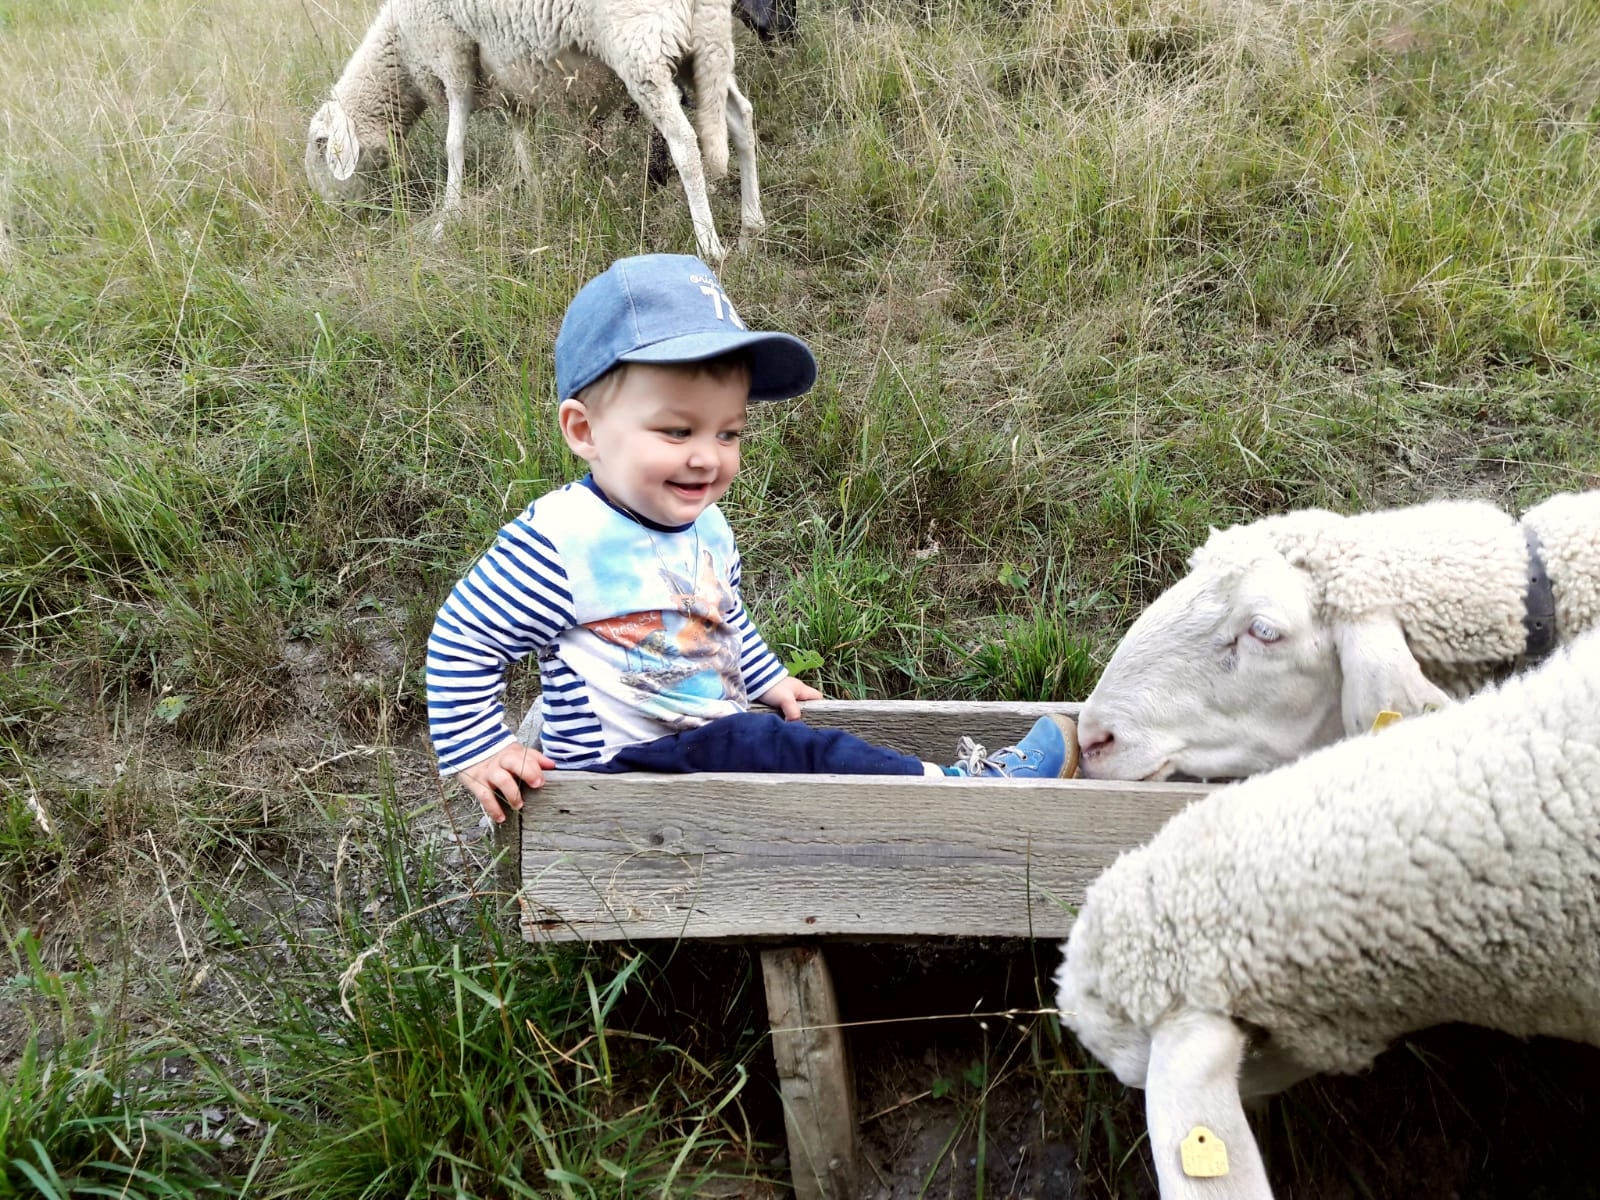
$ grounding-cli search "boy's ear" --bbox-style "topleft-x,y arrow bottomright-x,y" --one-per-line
558,398 -> 598,461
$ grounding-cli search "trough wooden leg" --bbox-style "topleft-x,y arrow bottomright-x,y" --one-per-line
494,803 -> 526,938
760,946 -> 858,1200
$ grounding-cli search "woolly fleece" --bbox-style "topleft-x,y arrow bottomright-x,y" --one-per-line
1203,488 -> 1600,693
306,0 -> 757,260
1058,628 -> 1600,1082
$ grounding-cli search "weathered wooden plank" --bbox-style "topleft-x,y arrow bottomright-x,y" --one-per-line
515,772 -> 1209,942
515,699 -> 1082,766
761,947 -> 858,1200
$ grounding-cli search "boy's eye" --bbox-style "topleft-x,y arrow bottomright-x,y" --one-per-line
718,430 -> 743,443
659,428 -> 691,439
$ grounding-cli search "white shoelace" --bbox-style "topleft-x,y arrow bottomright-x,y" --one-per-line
953,735 -> 1016,776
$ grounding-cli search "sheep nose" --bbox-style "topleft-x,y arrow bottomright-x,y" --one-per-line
1077,717 -> 1115,759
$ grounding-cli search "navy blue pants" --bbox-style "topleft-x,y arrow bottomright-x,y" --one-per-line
583,711 -> 927,776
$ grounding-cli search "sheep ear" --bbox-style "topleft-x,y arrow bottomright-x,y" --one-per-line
1333,614 -> 1452,736
1144,1010 -> 1272,1199
323,103 -> 361,181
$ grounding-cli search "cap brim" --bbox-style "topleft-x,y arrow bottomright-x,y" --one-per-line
620,330 -> 817,403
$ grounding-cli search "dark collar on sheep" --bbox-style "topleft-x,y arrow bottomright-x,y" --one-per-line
1520,523 -> 1558,665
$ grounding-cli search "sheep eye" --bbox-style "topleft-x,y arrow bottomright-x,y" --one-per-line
1247,617 -> 1281,643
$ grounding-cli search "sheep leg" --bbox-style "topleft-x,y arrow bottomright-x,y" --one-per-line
1144,1010 -> 1273,1200
689,0 -> 733,181
509,110 -> 535,189
725,80 -> 765,247
627,71 -> 724,262
432,85 -> 474,240
691,56 -> 731,182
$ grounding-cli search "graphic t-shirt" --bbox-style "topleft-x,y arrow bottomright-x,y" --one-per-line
425,478 -> 787,772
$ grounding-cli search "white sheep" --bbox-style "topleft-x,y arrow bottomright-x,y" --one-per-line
304,0 -> 764,261
1054,629 -> 1600,1200
1077,488 -> 1600,782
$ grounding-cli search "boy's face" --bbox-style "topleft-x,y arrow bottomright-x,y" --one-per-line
559,361 -> 750,527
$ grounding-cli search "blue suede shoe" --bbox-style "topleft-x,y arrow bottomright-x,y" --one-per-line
946,714 -> 1079,778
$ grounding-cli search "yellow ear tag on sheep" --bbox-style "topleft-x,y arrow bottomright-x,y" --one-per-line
1370,709 -> 1403,733
1180,1126 -> 1229,1178
326,106 -> 360,182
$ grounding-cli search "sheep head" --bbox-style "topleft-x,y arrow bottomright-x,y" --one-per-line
1054,926 -> 1154,1088
305,98 -> 388,204
1079,508 -> 1467,780
1056,900 -> 1306,1099
735,0 -> 797,41
1077,529 -> 1345,781
1059,911 -> 1295,1199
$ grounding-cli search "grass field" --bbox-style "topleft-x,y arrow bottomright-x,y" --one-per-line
2,0 -> 1599,1193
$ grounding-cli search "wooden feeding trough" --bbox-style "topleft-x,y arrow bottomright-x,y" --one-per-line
497,700 -> 1210,1199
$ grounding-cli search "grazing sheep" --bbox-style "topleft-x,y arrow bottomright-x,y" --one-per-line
1056,629 -> 1600,1200
1077,488 -> 1600,782
305,0 -> 765,260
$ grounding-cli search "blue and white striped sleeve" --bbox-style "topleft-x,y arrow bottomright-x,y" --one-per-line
728,553 -> 787,701
426,515 -> 575,776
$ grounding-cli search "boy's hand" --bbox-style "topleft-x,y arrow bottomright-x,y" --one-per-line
457,742 -> 558,825
758,677 -> 824,720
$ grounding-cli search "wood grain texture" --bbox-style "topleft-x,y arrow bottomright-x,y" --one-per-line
515,769 -> 1210,942
762,947 -> 858,1200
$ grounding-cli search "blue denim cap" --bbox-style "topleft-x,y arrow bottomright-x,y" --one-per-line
555,254 -> 818,403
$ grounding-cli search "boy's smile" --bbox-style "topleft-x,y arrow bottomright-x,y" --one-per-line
559,362 -> 750,528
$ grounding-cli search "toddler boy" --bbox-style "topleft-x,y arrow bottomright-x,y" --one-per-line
426,253 -> 1076,823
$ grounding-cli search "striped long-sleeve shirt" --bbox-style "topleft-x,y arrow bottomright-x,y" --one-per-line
426,476 -> 788,773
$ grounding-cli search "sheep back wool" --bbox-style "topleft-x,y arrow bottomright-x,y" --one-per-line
1201,489 -> 1600,693
330,0 -> 674,136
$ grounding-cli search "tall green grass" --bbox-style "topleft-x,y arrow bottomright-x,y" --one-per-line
2,0 -> 1599,1191
2,930 -> 231,1198
5,0 -> 1596,694
4,785 -> 775,1197
233,795 -> 771,1199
